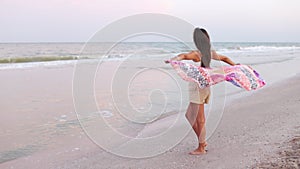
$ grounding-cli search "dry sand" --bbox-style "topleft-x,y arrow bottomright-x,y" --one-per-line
0,65 -> 299,169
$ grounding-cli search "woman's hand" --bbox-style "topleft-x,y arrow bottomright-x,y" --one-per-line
164,54 -> 185,64
164,60 -> 170,64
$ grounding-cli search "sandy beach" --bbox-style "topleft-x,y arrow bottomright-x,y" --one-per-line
0,60 -> 299,169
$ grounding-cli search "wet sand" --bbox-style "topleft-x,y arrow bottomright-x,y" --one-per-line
0,64 -> 300,169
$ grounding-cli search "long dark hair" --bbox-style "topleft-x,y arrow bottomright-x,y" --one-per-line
193,28 -> 211,68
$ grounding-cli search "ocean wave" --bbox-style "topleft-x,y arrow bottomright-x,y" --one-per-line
0,56 -> 81,64
217,45 -> 300,53
0,60 -> 76,70
240,46 -> 300,51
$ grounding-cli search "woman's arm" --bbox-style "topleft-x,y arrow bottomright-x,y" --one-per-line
211,51 -> 237,66
169,53 -> 187,61
165,51 -> 200,63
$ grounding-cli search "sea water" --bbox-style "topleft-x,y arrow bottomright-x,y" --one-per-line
1,42 -> 300,66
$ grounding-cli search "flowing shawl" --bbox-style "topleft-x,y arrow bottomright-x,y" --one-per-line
169,60 -> 265,91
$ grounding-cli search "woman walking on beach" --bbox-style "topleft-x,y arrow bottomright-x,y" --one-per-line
166,28 -> 237,155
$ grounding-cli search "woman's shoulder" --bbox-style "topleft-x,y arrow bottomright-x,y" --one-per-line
191,50 -> 201,62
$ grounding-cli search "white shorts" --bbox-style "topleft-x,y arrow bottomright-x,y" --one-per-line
188,82 -> 210,104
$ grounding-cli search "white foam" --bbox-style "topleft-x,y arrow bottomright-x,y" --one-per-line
0,60 -> 76,70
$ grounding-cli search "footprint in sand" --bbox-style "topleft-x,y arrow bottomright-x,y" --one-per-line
59,114 -> 67,122
99,110 -> 113,118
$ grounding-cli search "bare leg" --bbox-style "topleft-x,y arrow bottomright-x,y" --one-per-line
186,104 -> 207,155
185,103 -> 198,126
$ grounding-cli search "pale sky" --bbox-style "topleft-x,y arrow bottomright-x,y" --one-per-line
1,0 -> 299,42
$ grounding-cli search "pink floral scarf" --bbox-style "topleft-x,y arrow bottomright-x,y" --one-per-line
168,60 -> 266,91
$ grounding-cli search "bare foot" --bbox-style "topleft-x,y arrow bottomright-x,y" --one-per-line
188,142 -> 208,155
189,148 -> 206,155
